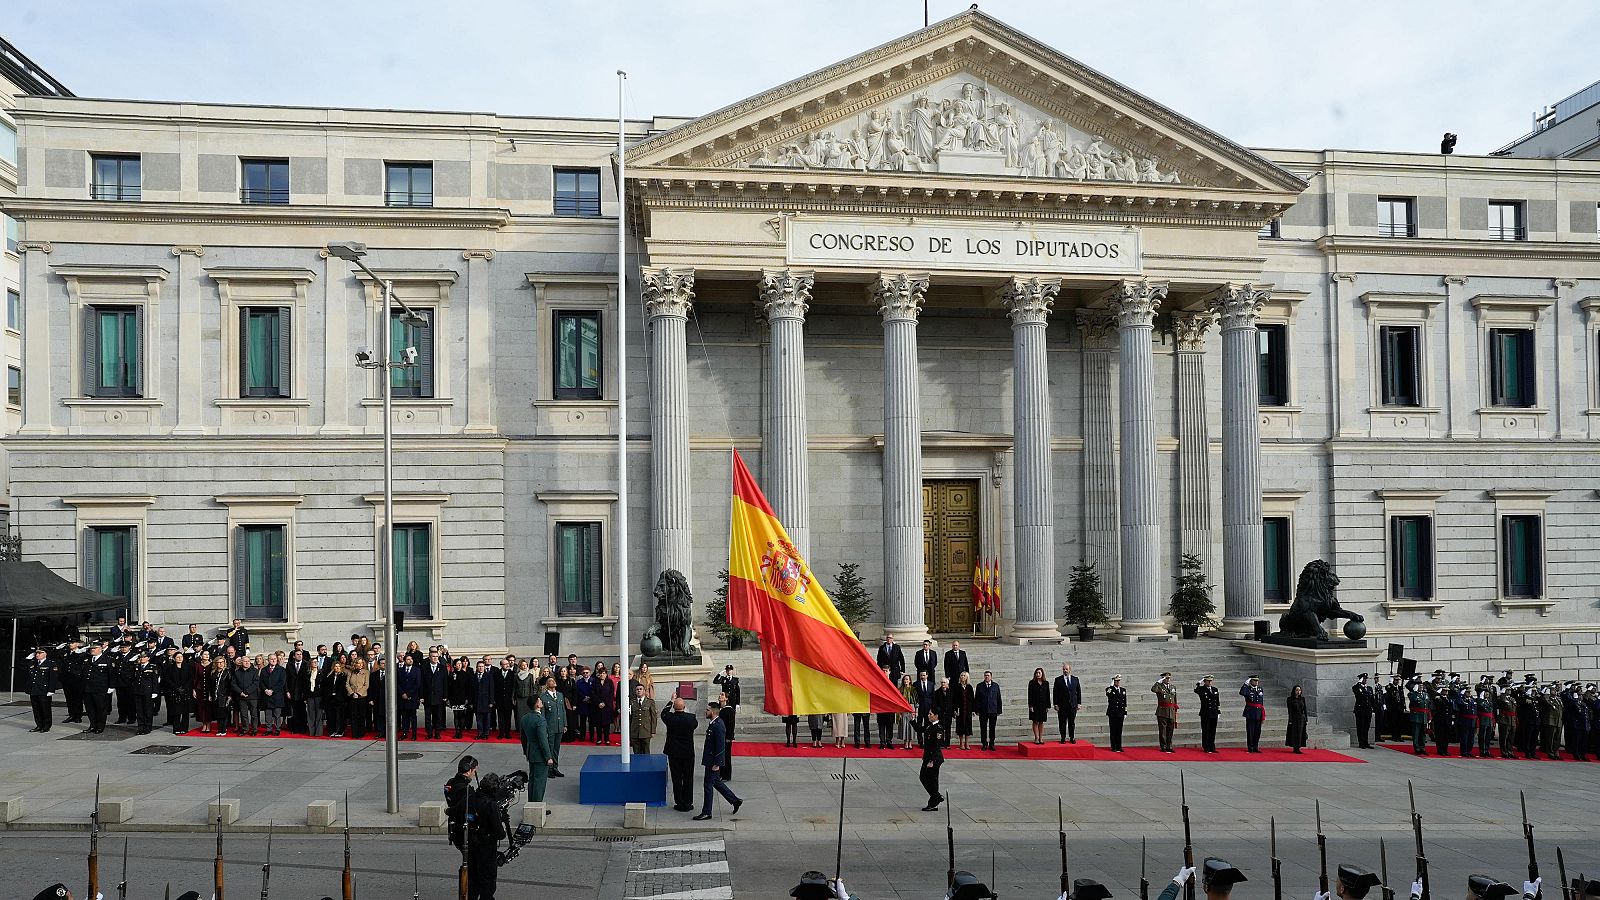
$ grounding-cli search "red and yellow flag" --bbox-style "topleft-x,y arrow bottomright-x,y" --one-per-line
726,451 -> 912,716
970,558 -> 987,613
987,557 -> 1001,612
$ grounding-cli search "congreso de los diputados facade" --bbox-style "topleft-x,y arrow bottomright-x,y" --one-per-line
5,9 -> 1600,679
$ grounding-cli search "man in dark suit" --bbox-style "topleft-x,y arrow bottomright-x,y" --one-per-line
494,657 -> 517,739
912,671 -> 936,747
692,701 -> 742,821
876,635 -> 906,685
942,640 -> 970,683
660,695 -> 698,811
1053,662 -> 1083,743
422,649 -> 450,739
108,616 -> 130,643
913,640 -> 938,680
396,657 -> 421,740
975,670 -> 1002,751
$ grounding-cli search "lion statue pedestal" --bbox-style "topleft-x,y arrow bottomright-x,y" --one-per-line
1263,559 -> 1368,648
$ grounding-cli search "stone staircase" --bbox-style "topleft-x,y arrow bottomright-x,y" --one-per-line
704,637 -> 1350,749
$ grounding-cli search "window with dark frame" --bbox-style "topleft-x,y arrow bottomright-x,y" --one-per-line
392,523 -> 432,619
389,308 -> 434,398
1389,515 -> 1434,600
385,162 -> 434,207
1257,219 -> 1280,240
240,306 -> 291,398
555,521 -> 603,616
6,366 -> 19,409
1501,514 -> 1542,598
236,524 -> 287,620
84,305 -> 142,398
91,154 -> 141,201
1488,200 -> 1525,241
241,159 -> 290,204
6,288 -> 18,331
1262,517 -> 1291,601
1257,323 -> 1289,406
85,525 -> 137,619
554,310 -> 602,399
1379,324 -> 1422,407
1377,197 -> 1416,237
1488,328 -> 1536,408
553,168 -> 602,216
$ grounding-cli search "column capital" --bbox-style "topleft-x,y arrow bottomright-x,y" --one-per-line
758,268 -> 814,321
1442,275 -> 1470,287
641,266 -> 695,319
1171,310 -> 1215,350
1002,276 -> 1060,326
1104,279 -> 1168,328
874,272 -> 929,323
170,245 -> 205,258
461,249 -> 496,261
1074,308 -> 1120,350
1205,283 -> 1271,331
16,240 -> 52,254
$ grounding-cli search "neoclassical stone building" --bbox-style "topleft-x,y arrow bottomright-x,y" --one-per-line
5,11 -> 1600,676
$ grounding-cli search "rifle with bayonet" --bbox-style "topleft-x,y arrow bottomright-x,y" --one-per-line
1180,772 -> 1196,900
946,796 -> 956,889
1140,836 -> 1149,900
343,790 -> 354,900
1521,792 -> 1541,898
414,852 -> 421,900
1059,797 -> 1070,898
215,783 -> 226,900
1316,799 -> 1330,897
458,784 -> 470,900
260,823 -> 273,900
1556,848 -> 1571,900
1381,837 -> 1396,900
1270,817 -> 1282,900
89,777 -> 101,900
118,837 -> 129,900
1408,782 -> 1430,900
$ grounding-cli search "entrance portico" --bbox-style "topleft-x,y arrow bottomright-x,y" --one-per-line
625,8 -> 1304,641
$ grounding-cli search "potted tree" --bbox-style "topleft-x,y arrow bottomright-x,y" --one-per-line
1168,553 -> 1217,639
702,569 -> 756,650
830,562 -> 875,639
1064,559 -> 1109,642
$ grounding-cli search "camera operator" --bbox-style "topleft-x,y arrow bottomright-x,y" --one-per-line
445,755 -> 506,900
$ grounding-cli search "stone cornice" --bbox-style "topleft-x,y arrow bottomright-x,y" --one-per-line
0,198 -> 512,230
1318,234 -> 1600,262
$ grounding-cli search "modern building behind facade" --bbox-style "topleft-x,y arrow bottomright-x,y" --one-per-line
4,11 -> 1600,678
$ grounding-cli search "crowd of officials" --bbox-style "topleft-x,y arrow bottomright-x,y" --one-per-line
1358,669 -> 1600,759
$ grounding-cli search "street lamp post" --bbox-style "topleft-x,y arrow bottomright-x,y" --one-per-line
328,240 -> 426,815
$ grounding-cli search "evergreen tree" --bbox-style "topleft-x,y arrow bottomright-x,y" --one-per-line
1167,553 -> 1218,628
830,562 -> 876,637
701,569 -> 755,647
1064,559 -> 1109,627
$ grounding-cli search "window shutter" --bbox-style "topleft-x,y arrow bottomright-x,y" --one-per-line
586,523 -> 603,616
1488,331 -> 1505,405
1518,332 -> 1537,407
1379,328 -> 1396,405
1406,329 -> 1421,406
417,312 -> 435,398
417,526 -> 432,618
133,305 -> 146,397
239,310 -> 251,397
83,527 -> 98,589
276,308 -> 293,398
235,527 -> 249,618
1501,517 -> 1512,596
1389,518 -> 1402,595
82,308 -> 99,397
1418,517 -> 1433,599
126,527 -> 138,611
1530,518 -> 1543,597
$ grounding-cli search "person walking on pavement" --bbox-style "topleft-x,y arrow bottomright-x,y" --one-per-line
693,701 -> 742,821
919,708 -> 945,812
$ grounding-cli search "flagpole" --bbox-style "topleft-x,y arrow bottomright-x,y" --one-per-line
616,68 -> 632,766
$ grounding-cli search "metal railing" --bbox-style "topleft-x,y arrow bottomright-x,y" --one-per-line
1377,222 -> 1416,238
1489,225 -> 1527,241
90,183 -> 140,202
555,194 -> 602,216
384,190 -> 433,208
240,188 -> 290,205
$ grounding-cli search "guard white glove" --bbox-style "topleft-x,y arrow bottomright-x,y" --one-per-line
1411,880 -> 1425,900
1523,878 -> 1541,899
1316,892 -> 1331,900
1174,866 -> 1196,887
833,877 -> 849,900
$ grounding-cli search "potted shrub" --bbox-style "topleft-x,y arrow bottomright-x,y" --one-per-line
1168,553 -> 1218,639
1064,559 -> 1109,641
830,562 -> 875,639
702,569 -> 755,650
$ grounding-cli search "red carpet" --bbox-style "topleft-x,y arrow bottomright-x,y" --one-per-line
181,728 -> 600,748
1380,743 -> 1600,762
731,741 -> 1363,763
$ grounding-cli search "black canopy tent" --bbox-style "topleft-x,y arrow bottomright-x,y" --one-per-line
1,560 -> 125,691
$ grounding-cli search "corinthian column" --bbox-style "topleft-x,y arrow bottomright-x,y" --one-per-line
1172,311 -> 1214,573
876,272 -> 929,642
1003,276 -> 1063,642
760,269 -> 814,559
1208,283 -> 1270,634
1076,309 -> 1121,618
641,266 -> 695,588
1109,279 -> 1168,638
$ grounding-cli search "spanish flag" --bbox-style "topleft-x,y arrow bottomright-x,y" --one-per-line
970,558 -> 987,613
727,451 -> 912,716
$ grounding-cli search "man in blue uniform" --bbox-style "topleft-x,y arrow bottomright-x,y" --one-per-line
1240,676 -> 1265,753
693,701 -> 742,821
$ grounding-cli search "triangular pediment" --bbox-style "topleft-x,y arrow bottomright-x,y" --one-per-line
628,9 -> 1304,196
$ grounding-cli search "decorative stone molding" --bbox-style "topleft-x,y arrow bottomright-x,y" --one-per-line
170,245 -> 205,258
1380,600 -> 1447,620
1074,308 -> 1119,350
15,240 -> 51,253
641,266 -> 695,319
1170,310 -> 1213,350
873,272 -> 930,322
1106,279 -> 1167,327
1001,276 -> 1059,326
1443,275 -> 1469,287
461,249 -> 496,261
1206,283 -> 1270,331
758,268 -> 814,321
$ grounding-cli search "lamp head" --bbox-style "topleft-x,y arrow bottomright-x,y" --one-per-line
354,346 -> 376,366
400,346 -> 419,366
398,310 -> 428,328
326,241 -> 368,262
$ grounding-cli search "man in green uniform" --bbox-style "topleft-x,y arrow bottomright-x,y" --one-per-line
1407,678 -> 1431,756
629,682 -> 657,755
1152,672 -> 1179,753
540,675 -> 568,777
1540,682 -> 1564,760
518,693 -> 554,802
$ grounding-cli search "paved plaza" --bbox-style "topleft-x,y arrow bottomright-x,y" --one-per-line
4,694 -> 1597,898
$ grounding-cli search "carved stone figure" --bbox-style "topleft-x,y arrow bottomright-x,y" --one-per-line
641,569 -> 696,656
1274,560 -> 1365,641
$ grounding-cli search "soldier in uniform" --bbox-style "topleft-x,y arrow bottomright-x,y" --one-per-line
1352,673 -> 1377,749
1194,675 -> 1221,753
1064,879 -> 1113,900
132,651 -> 159,734
1464,875 -> 1540,900
1453,686 -> 1478,757
1240,675 -> 1266,753
1586,685 -> 1600,758
1494,675 -> 1518,758
1325,864 -> 1382,900
1559,681 -> 1587,761
1430,678 -> 1456,757
1515,675 -> 1540,758
1384,674 -> 1408,742
1473,685 -> 1494,757
60,640 -> 88,724
1406,677 -> 1430,755
628,682 -> 656,754
1160,858 -> 1248,900
1105,675 -> 1128,753
1151,672 -> 1179,753
84,641 -> 115,734
1540,682 -> 1563,760
23,647 -> 59,733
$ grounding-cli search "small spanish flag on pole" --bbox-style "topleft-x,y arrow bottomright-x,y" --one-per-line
971,558 -> 986,614
988,556 -> 1002,614
727,451 -> 912,716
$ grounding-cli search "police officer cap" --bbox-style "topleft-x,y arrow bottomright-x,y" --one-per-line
948,870 -> 998,900
790,870 -> 833,900
1338,865 -> 1382,899
1467,876 -> 1518,900
1160,672 -> 1172,678
32,884 -> 69,900
1571,879 -> 1600,898
1202,858 -> 1248,889
1357,673 -> 1367,680
1525,674 -> 1538,682
1071,878 -> 1114,900
176,893 -> 204,900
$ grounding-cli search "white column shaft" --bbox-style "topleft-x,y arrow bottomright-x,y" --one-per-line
1211,285 -> 1269,629
1005,277 -> 1060,640
642,268 -> 696,585
761,269 -> 814,560
877,273 -> 928,640
1112,281 -> 1166,635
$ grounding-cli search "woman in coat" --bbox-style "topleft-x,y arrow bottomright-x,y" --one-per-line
1286,684 -> 1309,753
321,660 -> 348,738
592,671 -> 617,745
193,651 -> 214,733
1027,667 -> 1051,745
205,657 -> 233,735
952,671 -> 976,750
448,657 -> 473,739
513,659 -> 538,723
807,713 -> 826,748
345,658 -> 370,739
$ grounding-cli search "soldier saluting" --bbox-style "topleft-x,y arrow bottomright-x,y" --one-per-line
1240,675 -> 1266,753
1152,673 -> 1179,753
23,647 -> 59,733
1160,859 -> 1248,900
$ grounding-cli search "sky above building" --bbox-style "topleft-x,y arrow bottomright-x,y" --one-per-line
8,0 -> 1597,155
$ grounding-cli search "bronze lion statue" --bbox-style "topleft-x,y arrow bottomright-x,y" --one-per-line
1276,559 -> 1364,640
641,569 -> 695,654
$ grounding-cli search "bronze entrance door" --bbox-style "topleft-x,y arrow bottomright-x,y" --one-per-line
922,479 -> 980,634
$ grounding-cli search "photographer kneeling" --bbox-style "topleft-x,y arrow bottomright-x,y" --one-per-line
445,755 -> 507,900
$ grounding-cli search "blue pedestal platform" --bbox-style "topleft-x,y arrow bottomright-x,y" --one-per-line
578,752 -> 668,806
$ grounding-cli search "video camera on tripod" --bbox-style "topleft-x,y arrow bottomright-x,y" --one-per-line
447,767 -> 533,869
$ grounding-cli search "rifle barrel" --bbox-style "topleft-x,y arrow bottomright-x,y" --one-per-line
1180,773 -> 1195,900
1316,799 -> 1330,895
1271,816 -> 1282,900
1059,797 -> 1070,896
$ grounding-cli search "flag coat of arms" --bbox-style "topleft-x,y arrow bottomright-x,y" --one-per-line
726,451 -> 912,716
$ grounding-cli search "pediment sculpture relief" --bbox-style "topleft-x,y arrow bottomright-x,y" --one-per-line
746,78 -> 1181,184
